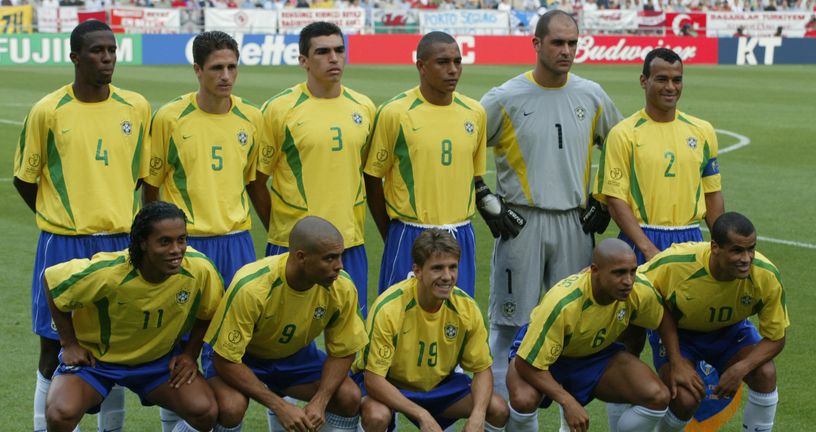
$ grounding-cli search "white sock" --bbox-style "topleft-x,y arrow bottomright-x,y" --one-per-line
34,371 -> 50,432
617,405 -> 667,432
172,420 -> 204,432
443,425 -> 456,432
744,388 -> 778,432
489,324 -> 519,400
321,413 -> 360,431
161,407 -> 182,432
606,403 -> 631,432
267,409 -> 287,432
507,403 -> 538,432
484,420 -> 506,431
558,405 -> 570,432
214,423 -> 243,432
655,409 -> 690,432
98,384 -> 125,432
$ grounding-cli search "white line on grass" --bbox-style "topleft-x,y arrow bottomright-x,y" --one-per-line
716,129 -> 751,154
700,228 -> 816,250
0,118 -> 23,126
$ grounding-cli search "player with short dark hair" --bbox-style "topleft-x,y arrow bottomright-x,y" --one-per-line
144,30 -> 263,430
364,31 -> 487,298
479,9 -> 623,400
505,239 -> 701,432
642,212 -> 788,432
249,21 -> 375,322
204,216 -> 368,432
43,201 -> 224,432
358,229 -> 508,431
14,19 -> 151,432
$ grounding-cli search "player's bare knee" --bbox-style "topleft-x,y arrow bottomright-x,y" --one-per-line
45,399 -> 82,428
215,392 -> 249,427
639,380 -> 671,410
330,380 -> 362,416
486,394 -> 510,426
668,388 -> 699,420
508,382 -> 541,413
746,360 -> 777,392
360,399 -> 391,432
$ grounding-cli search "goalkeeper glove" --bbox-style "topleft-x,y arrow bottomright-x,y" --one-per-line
580,195 -> 611,234
475,179 -> 526,240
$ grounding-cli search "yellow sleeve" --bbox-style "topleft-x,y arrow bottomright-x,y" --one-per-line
472,106 -> 487,177
595,125 -> 632,203
257,100 -> 285,177
136,97 -> 152,181
244,110 -> 262,184
757,273 -> 789,341
630,275 -> 664,330
206,281 -> 264,363
13,107 -> 46,183
701,122 -> 721,193
363,103 -> 399,178
516,297 -> 571,371
363,303 -> 399,377
460,300 -> 492,373
195,261 -> 225,321
145,107 -> 171,188
45,259 -> 106,312
325,280 -> 368,358
359,99 -> 377,164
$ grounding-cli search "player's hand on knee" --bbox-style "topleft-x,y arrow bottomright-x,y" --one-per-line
475,179 -> 526,240
61,341 -> 96,367
562,400 -> 589,432
714,363 -> 748,400
669,360 -> 705,401
276,403 -> 315,432
168,353 -> 199,388
579,195 -> 611,235
303,402 -> 326,431
416,410 -> 443,432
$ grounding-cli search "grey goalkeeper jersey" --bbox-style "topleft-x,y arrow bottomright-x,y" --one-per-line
480,71 -> 622,211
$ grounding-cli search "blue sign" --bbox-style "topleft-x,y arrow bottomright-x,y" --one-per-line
718,37 -> 816,65
142,33 -> 304,66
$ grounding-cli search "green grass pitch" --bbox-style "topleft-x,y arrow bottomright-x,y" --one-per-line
1,63 -> 814,431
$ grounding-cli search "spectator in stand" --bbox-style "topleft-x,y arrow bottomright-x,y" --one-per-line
733,25 -> 748,36
497,0 -> 512,11
241,0 -> 257,8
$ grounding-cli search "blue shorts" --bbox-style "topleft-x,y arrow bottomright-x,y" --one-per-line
53,346 -> 181,413
354,371 -> 472,429
619,225 -> 703,265
188,231 -> 256,288
203,342 -> 325,395
267,243 -> 369,317
509,324 -> 624,407
378,220 -> 476,297
32,232 -> 129,340
650,320 -> 762,374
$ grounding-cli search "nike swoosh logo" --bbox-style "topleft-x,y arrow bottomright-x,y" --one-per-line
296,121 -> 305,126
636,143 -> 645,147
182,134 -> 192,139
736,334 -> 747,343
523,111 -> 533,116
61,129 -> 71,134
412,127 -> 421,132
116,301 -> 128,305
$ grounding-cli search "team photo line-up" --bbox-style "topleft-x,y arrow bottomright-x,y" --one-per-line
13,8 -> 787,432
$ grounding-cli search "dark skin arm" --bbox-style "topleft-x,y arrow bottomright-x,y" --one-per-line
44,280 -> 96,367
607,196 -> 660,261
303,353 -> 356,429
704,191 -> 724,231
14,177 -> 37,213
715,337 -> 785,398
247,172 -> 271,232
656,307 -> 705,400
364,173 -> 389,240
168,318 -> 210,389
514,357 -> 589,432
142,183 -> 160,206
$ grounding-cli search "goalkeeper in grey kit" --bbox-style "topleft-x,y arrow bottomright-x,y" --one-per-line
477,9 -> 623,398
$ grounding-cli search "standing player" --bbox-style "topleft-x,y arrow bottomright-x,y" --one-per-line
358,229 -> 508,431
144,30 -> 263,431
204,216 -> 368,432
642,212 -> 788,432
479,10 -> 623,398
593,47 -> 727,428
505,239 -> 702,432
43,201 -> 223,432
13,20 -> 150,432
249,21 -> 375,315
364,31 -> 487,297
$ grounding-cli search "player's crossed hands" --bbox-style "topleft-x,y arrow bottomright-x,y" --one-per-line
668,360 -> 706,401
61,341 -> 96,367
276,403 -> 318,432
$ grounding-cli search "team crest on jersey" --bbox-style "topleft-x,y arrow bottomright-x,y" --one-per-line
237,130 -> 248,145
741,295 -> 753,305
176,289 -> 190,304
616,308 -> 626,321
659,344 -> 666,358
464,120 -> 475,135
575,106 -> 586,120
502,300 -> 516,317
378,345 -> 393,360
150,157 -> 164,171
687,137 -> 698,149
313,306 -> 326,320
444,324 -> 458,339
121,120 -> 132,135
50,320 -> 57,331
610,167 -> 623,181
28,154 -> 40,168
352,112 -> 363,125
546,343 -> 562,362
228,330 -> 242,343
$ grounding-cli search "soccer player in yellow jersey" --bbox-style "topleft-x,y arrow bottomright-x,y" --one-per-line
204,216 -> 368,432
642,213 -> 789,432
43,202 -> 224,432
250,22 -> 375,316
145,31 -> 261,288
358,229 -> 508,431
364,32 -> 487,298
13,20 -> 150,432
506,239 -> 702,432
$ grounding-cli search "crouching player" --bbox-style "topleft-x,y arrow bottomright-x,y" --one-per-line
204,216 -> 368,432
357,229 -> 509,431
506,239 -> 703,432
643,212 -> 789,432
43,201 -> 223,432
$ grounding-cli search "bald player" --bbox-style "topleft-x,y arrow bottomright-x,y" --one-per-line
204,216 -> 368,432
506,239 -> 702,432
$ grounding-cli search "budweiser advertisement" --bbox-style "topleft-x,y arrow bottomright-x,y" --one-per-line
347,34 -> 717,65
